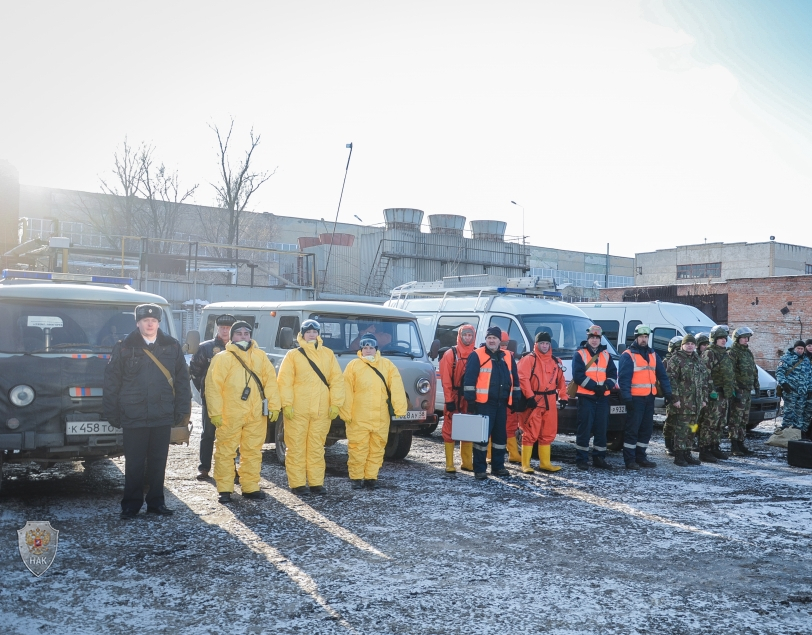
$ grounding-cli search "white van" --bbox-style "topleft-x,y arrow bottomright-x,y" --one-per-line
189,300 -> 437,462
386,277 -> 629,448
0,269 -> 180,490
573,301 -> 779,427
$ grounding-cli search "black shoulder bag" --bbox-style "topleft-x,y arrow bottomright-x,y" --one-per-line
366,363 -> 396,418
298,348 -> 330,388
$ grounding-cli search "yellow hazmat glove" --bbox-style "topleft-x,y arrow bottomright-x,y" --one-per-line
283,406 -> 294,420
269,410 -> 280,423
210,415 -> 223,428
689,422 -> 698,434
329,405 -> 340,420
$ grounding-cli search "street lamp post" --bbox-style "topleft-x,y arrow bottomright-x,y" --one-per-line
510,200 -> 525,246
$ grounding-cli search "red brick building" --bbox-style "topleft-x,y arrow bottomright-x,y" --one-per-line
600,275 -> 812,372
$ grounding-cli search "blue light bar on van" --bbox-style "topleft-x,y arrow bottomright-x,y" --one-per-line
1,270 -> 133,285
496,287 -> 563,298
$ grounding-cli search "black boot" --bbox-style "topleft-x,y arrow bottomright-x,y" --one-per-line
664,435 -> 675,457
739,440 -> 755,456
673,451 -> 688,467
699,446 -> 718,463
592,456 -> 613,470
684,451 -> 701,466
351,479 -> 365,490
711,444 -> 729,460
730,439 -> 745,456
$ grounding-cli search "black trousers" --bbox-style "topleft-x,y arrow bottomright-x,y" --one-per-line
122,425 -> 171,512
198,398 -> 215,472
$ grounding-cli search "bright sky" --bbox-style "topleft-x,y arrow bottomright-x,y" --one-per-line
1,0 -> 810,257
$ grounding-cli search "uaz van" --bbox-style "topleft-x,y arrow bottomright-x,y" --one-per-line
190,301 -> 437,462
574,301 -> 779,427
0,269 -> 182,490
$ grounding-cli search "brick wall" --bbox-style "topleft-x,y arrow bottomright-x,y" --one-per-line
597,275 -> 812,372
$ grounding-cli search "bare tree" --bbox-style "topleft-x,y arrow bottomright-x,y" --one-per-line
208,118 -> 276,246
139,151 -> 198,252
98,137 -> 151,237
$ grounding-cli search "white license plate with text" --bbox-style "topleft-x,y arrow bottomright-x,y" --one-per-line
66,421 -> 119,436
610,405 -> 626,414
763,410 -> 777,419
392,410 -> 427,421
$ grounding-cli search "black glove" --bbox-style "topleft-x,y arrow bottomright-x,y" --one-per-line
467,403 -> 477,415
601,384 -> 611,397
781,382 -> 793,394
526,397 -> 538,410
663,395 -> 672,406
445,401 -> 457,413
623,399 -> 634,413
558,398 -> 568,410
108,419 -> 122,429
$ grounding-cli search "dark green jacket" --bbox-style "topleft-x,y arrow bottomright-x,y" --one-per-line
728,342 -> 759,393
702,344 -> 735,399
666,349 -> 709,416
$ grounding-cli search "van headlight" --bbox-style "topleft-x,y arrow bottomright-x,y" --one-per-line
10,385 -> 35,407
416,378 -> 432,394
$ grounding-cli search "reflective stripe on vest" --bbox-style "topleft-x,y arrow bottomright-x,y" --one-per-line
623,349 -> 657,396
474,347 -> 514,404
577,349 -> 609,395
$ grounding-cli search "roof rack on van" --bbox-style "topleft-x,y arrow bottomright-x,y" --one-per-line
389,275 -> 561,309
0,269 -> 134,286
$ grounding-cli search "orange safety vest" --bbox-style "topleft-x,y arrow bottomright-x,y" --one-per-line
474,347 -> 514,405
623,349 -> 657,396
577,349 -> 610,396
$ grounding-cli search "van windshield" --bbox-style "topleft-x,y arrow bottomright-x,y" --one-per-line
307,313 -> 424,358
518,314 -> 594,357
0,300 -> 169,354
684,325 -> 713,336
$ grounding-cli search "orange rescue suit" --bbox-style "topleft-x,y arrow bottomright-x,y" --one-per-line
439,328 -> 476,444
518,347 -> 567,446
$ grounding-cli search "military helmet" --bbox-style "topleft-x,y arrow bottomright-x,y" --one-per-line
733,326 -> 754,340
710,325 -> 728,343
300,319 -> 321,335
695,333 -> 710,347
634,324 -> 652,336
668,335 -> 683,353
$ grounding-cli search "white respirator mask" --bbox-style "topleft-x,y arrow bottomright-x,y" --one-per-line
235,340 -> 250,350
364,355 -> 376,361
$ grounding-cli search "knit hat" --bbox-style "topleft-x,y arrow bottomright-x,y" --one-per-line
230,320 -> 253,339
681,334 -> 696,345
135,304 -> 162,322
805,339 -> 812,347
793,340 -> 806,349
535,331 -> 552,343
486,326 -> 502,339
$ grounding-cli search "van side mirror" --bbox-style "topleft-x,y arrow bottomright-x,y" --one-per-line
507,340 -> 518,354
617,343 -> 626,353
437,345 -> 450,360
279,327 -> 294,350
429,339 -> 441,360
184,330 -> 200,355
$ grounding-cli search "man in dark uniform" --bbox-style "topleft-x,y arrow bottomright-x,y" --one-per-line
104,303 -> 191,519
463,326 -> 522,480
189,314 -> 236,480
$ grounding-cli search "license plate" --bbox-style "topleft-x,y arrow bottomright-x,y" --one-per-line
610,405 -> 626,414
66,421 -> 118,436
392,410 -> 427,421
763,410 -> 777,419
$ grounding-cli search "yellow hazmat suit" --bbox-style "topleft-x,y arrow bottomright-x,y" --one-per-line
278,333 -> 345,488
205,341 -> 280,494
341,351 -> 408,480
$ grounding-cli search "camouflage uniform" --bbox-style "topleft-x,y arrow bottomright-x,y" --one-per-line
775,348 -> 811,430
666,349 -> 709,452
702,343 -> 735,448
727,342 -> 759,442
661,341 -> 682,453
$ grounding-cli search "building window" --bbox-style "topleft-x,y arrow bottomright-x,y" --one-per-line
806,264 -> 812,275
676,262 -> 722,280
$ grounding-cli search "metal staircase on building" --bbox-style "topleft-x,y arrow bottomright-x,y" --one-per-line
364,246 -> 391,295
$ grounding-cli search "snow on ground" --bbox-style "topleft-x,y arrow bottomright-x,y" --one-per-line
1,408 -> 811,635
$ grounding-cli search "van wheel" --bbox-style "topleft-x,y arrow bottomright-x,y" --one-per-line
384,431 -> 412,461
606,431 -> 624,452
275,417 -> 287,466
414,423 -> 438,437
